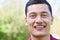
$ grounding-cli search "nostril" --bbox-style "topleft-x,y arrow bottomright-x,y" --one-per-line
34,26 -> 36,28
35,19 -> 43,24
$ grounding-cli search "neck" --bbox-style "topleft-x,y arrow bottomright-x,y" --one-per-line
31,34 -> 50,40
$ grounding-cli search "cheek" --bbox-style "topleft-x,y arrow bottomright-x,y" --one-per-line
26,19 -> 35,33
27,18 -> 35,26
43,18 -> 52,24
43,19 -> 51,32
44,18 -> 51,31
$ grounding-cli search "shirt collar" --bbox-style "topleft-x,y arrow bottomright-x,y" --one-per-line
28,35 -> 57,40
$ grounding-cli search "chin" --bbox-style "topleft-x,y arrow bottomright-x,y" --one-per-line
31,32 -> 48,37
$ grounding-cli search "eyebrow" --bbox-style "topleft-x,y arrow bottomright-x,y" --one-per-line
40,11 -> 48,14
29,11 -> 49,15
29,12 -> 36,15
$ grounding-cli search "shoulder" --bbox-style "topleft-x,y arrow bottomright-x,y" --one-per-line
50,34 -> 60,40
57,39 -> 60,40
52,34 -> 60,39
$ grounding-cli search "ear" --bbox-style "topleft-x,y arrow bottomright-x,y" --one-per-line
51,16 -> 53,25
25,17 -> 28,26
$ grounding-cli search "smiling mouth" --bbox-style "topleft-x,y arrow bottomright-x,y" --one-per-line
34,25 -> 46,31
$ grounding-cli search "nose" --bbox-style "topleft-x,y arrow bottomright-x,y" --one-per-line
35,16 -> 43,24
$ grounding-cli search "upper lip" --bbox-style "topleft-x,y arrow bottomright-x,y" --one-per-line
34,25 -> 46,28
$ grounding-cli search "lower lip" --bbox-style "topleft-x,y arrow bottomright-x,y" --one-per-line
35,27 -> 44,31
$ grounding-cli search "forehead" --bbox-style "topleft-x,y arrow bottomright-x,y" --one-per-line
27,4 -> 50,13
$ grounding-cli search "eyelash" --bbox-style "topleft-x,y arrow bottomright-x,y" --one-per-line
29,14 -> 48,19
30,15 -> 36,18
41,15 -> 47,17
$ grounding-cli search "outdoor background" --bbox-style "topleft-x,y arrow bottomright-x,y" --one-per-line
0,0 -> 60,40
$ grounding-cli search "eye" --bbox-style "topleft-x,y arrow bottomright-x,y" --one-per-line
30,14 -> 36,19
41,14 -> 48,18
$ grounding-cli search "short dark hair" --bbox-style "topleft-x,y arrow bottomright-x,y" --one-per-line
25,0 -> 52,16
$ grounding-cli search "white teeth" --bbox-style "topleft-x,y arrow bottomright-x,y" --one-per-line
34,25 -> 45,28
36,26 -> 44,28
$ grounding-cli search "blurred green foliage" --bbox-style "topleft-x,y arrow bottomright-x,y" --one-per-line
0,0 -> 30,40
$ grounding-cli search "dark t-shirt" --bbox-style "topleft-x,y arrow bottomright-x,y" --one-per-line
28,35 -> 58,40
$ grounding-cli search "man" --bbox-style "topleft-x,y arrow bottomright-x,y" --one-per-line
25,0 -> 60,40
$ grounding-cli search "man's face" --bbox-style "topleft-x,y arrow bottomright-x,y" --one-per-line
26,4 -> 53,37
